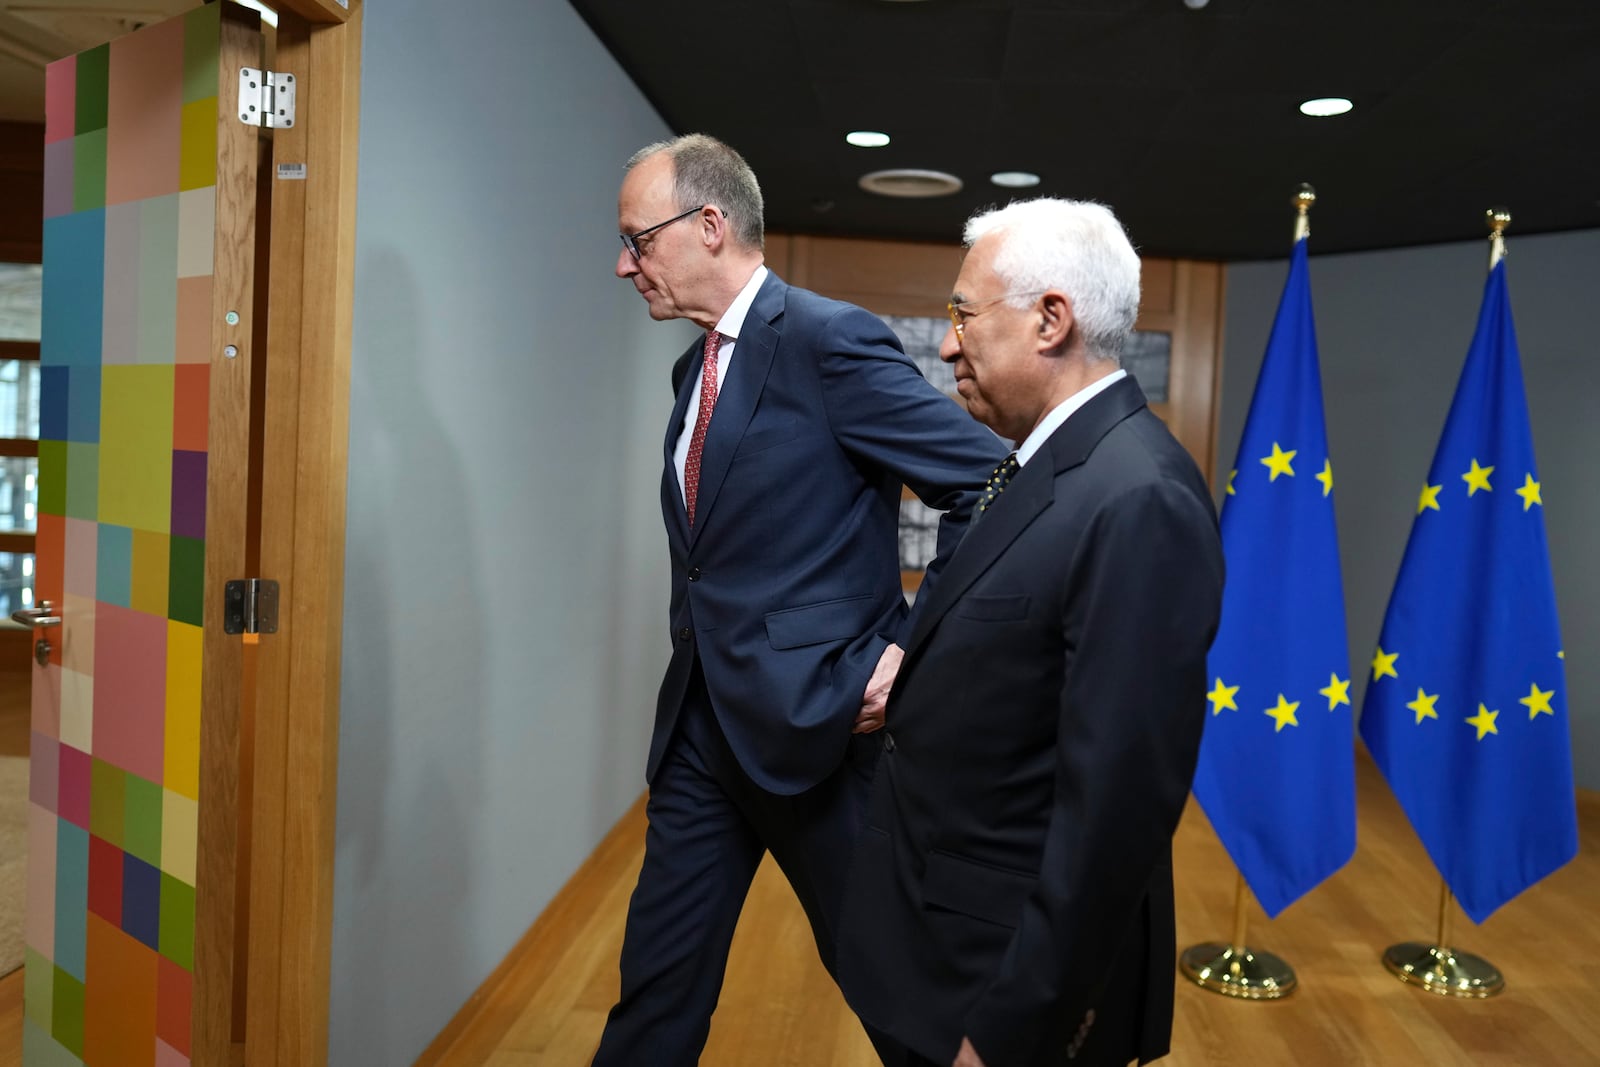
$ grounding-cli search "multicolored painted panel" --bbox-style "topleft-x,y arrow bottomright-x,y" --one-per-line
30,6 -> 221,1064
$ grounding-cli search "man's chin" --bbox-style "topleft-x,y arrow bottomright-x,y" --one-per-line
641,296 -> 677,321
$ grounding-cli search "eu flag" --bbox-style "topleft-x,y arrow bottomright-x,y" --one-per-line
1359,261 -> 1576,924
1191,236 -> 1356,918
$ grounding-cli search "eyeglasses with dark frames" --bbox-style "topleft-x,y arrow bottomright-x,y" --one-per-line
946,290 -> 1046,339
620,205 -> 711,260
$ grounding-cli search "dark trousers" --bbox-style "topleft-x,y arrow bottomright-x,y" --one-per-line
592,672 -> 882,1067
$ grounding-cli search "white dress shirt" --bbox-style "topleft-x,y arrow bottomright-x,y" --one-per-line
674,265 -> 770,500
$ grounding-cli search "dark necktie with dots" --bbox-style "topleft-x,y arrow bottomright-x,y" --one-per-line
684,330 -> 722,526
973,452 -> 1021,524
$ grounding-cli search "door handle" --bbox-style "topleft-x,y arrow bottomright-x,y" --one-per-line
11,601 -> 62,628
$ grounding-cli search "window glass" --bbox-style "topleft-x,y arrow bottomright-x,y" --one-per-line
0,264 -> 43,341
0,552 -> 35,618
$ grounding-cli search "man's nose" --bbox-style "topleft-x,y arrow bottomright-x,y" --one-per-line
615,245 -> 638,279
938,324 -> 961,362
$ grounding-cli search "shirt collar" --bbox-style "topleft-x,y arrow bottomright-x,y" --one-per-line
714,265 -> 769,342
1015,369 -> 1127,466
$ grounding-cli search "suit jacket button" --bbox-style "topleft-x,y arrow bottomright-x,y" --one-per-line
882,732 -> 895,753
687,567 -> 702,581
677,627 -> 692,641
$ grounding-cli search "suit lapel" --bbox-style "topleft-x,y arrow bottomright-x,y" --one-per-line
904,377 -> 1151,658
687,273 -> 785,546
904,467 -> 1051,656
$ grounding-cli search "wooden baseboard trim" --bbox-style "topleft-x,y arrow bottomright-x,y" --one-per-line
412,793 -> 647,1067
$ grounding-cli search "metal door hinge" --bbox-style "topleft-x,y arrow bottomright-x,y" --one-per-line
224,579 -> 280,635
238,68 -> 296,128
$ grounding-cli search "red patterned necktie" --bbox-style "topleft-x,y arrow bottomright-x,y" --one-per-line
684,330 -> 722,526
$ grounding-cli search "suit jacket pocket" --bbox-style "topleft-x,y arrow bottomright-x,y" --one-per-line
765,593 -> 874,650
953,594 -> 1031,622
732,418 -> 798,459
922,848 -> 1035,928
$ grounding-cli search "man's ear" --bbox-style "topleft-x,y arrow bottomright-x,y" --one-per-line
1038,292 -> 1074,352
701,205 -> 727,251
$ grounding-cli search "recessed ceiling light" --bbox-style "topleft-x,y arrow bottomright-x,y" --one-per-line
990,171 -> 1041,188
1299,97 -> 1353,117
846,131 -> 892,148
859,169 -> 963,198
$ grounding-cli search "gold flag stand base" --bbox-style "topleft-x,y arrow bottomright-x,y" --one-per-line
1381,879 -> 1505,998
1179,872 -> 1296,1000
1381,943 -> 1504,998
1180,942 -> 1297,1000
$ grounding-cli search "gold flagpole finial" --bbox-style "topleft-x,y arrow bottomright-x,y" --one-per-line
1486,207 -> 1511,270
1292,183 -> 1316,243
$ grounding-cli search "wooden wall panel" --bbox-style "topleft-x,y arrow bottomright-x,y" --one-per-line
0,122 -> 43,262
1141,256 -> 1176,317
781,235 -> 964,319
769,233 -> 1225,481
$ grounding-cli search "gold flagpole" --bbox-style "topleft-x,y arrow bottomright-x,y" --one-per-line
1487,206 -> 1511,269
1378,208 -> 1514,999
1178,185 -> 1317,1002
1292,181 -> 1315,242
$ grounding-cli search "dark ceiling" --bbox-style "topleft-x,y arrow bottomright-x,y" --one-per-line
568,0 -> 1600,261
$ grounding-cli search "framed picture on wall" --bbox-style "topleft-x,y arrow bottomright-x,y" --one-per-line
884,314 -> 962,595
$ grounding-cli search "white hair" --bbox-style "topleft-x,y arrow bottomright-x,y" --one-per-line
963,198 -> 1141,363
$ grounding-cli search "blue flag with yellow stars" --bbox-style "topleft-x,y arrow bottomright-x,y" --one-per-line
1359,261 -> 1576,924
1191,236 -> 1355,918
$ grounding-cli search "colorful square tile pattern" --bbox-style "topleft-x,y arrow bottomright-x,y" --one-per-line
32,4 -> 225,1062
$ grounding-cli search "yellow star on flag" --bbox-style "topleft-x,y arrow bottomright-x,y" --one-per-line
1515,473 -> 1542,511
1315,459 -> 1334,497
1417,483 -> 1442,514
1520,683 -> 1555,720
1207,677 -> 1240,715
1260,443 -> 1297,482
1265,694 -> 1301,732
1466,703 -> 1499,740
1319,673 -> 1351,710
1226,469 -> 1237,496
1462,458 -> 1494,496
1406,688 -> 1439,724
1371,647 -> 1399,682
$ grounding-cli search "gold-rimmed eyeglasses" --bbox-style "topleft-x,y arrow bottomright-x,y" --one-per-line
620,205 -> 711,260
947,290 -> 1046,338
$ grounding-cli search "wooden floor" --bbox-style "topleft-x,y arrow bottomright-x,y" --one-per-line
1,752 -> 1596,1066
423,752 -> 1600,1067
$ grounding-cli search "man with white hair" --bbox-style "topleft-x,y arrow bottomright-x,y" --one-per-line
837,198 -> 1225,1067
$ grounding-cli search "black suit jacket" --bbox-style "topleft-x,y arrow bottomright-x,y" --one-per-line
838,377 -> 1224,1066
650,271 -> 1008,795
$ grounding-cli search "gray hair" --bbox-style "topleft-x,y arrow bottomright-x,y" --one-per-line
626,134 -> 765,251
963,198 -> 1141,363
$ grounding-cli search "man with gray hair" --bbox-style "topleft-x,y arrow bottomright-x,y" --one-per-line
838,198 -> 1224,1067
594,134 -> 1007,1065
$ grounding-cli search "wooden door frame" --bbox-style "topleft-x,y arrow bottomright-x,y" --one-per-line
235,1 -> 362,1064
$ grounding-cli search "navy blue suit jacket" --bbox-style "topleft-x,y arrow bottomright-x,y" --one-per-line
838,378 -> 1225,1066
649,271 -> 1008,796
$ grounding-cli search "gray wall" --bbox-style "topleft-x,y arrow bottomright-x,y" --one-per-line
329,4 -> 690,1063
1219,228 -> 1600,790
